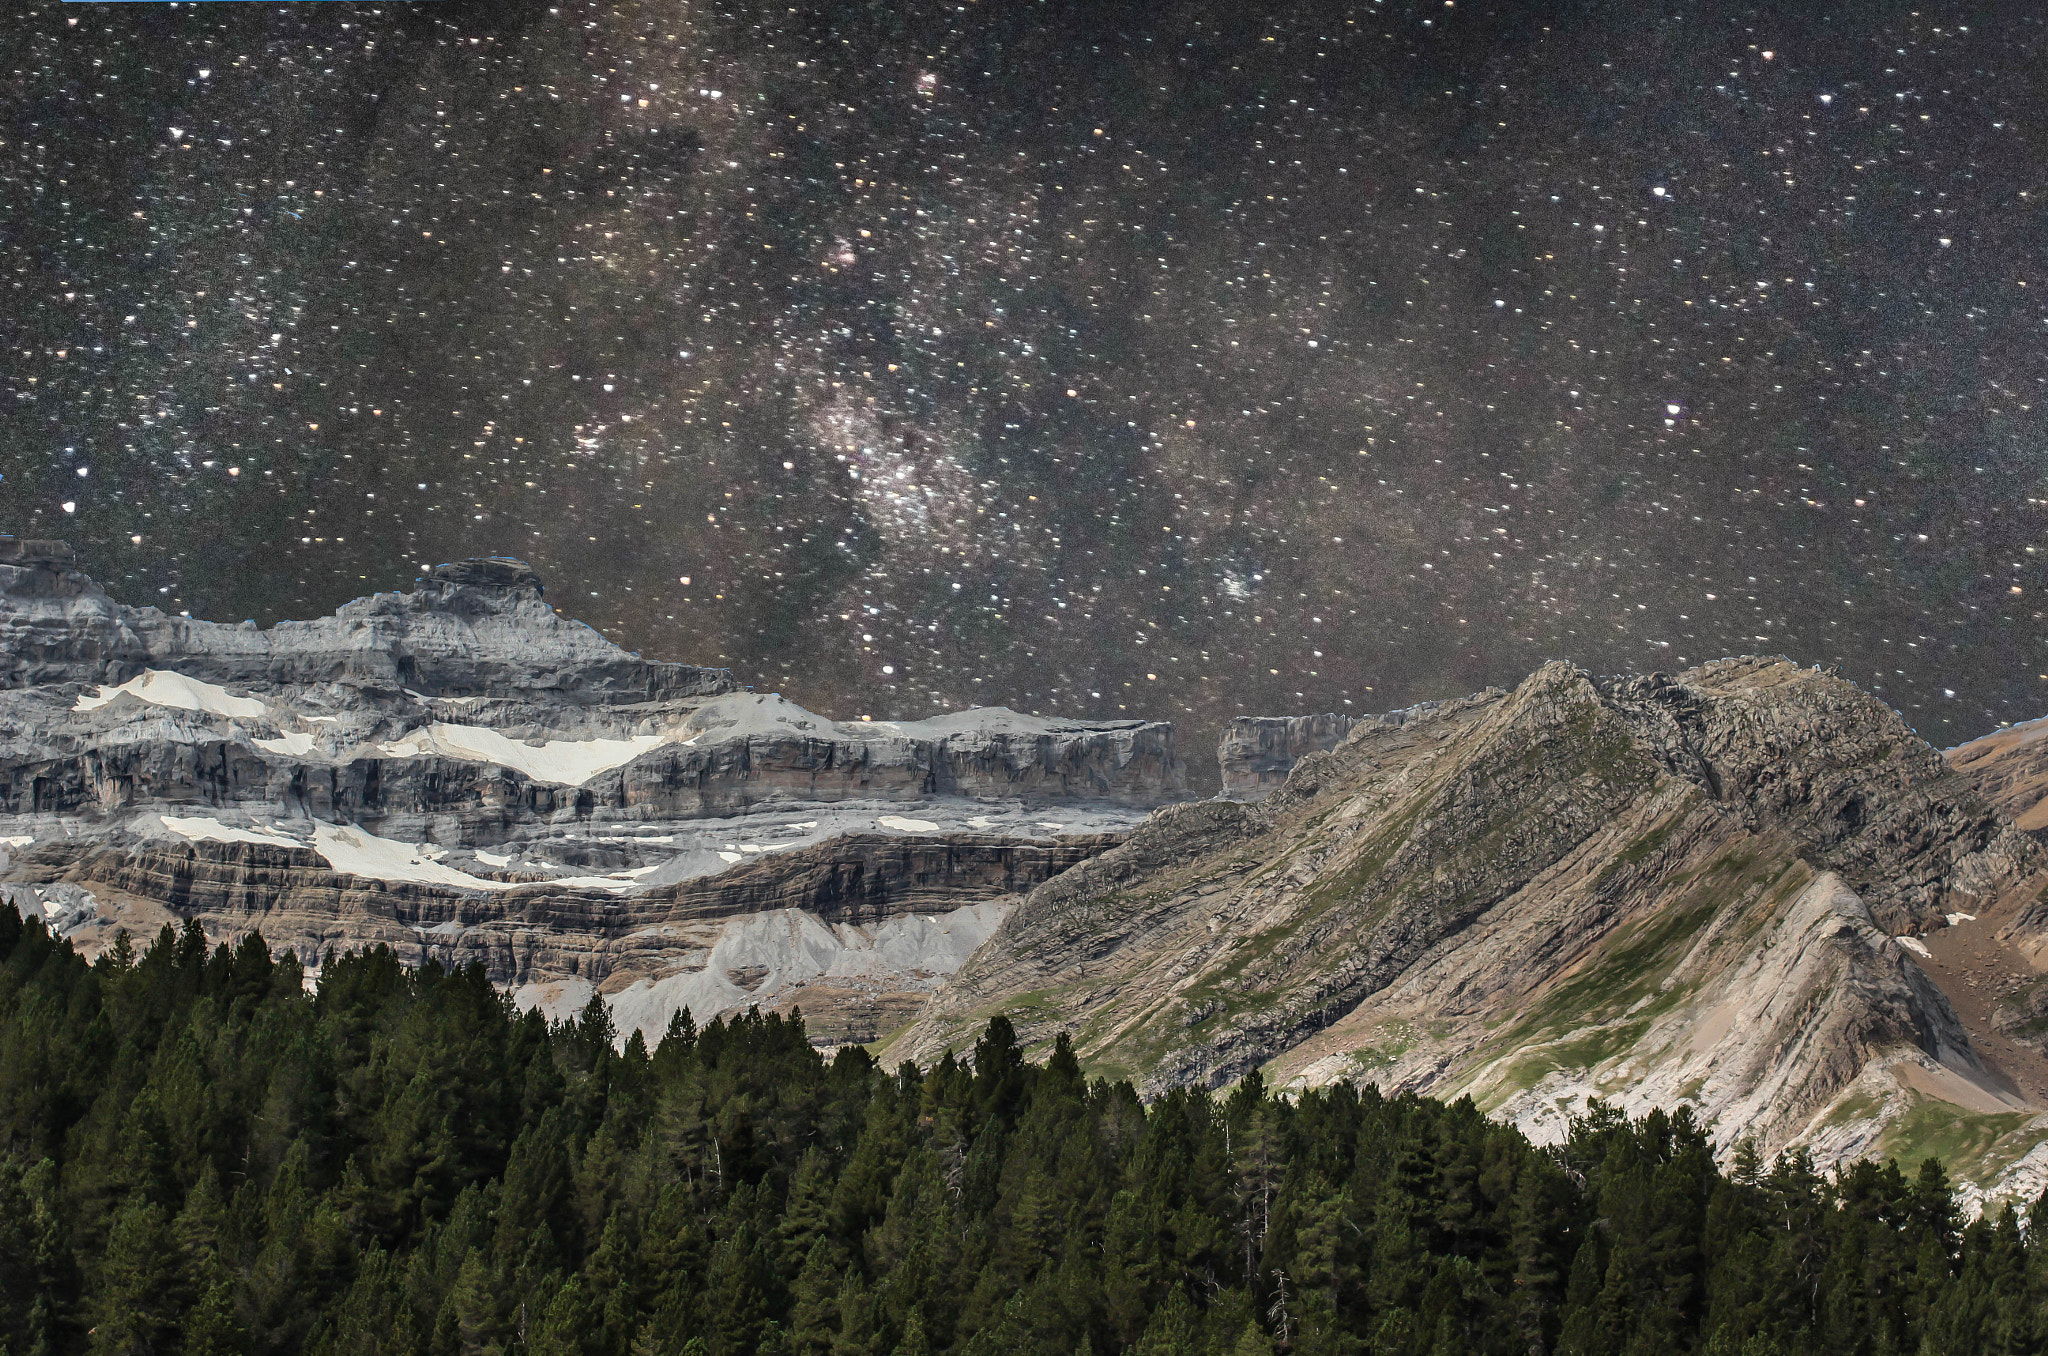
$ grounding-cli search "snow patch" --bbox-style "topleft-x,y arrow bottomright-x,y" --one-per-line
522,874 -> 639,894
254,732 -> 318,757
675,695 -> 1144,749
76,670 -> 268,719
876,815 -> 941,832
474,848 -> 515,867
311,822 -> 502,890
161,815 -> 301,848
1,883 -> 100,936
371,723 -> 666,785
1896,935 -> 1933,958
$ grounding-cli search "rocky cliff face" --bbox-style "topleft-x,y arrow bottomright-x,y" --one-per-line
1947,716 -> 2048,1072
893,659 -> 2048,1208
4,828 -> 1118,1045
1217,713 -> 1358,799
0,540 -> 1185,1039
2,540 -> 733,703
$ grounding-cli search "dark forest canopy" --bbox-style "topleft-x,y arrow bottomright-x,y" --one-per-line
0,902 -> 2043,1356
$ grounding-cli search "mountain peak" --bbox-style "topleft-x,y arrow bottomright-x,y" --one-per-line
0,538 -> 731,702
0,536 -> 77,567
421,555 -> 546,597
893,655 -> 2048,1203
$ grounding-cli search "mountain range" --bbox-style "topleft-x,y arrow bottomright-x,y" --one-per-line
6,536 -> 2048,1207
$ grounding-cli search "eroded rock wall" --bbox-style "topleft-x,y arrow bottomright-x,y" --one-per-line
0,541 -> 1183,1043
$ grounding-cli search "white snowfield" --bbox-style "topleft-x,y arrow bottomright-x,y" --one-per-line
161,815 -> 300,848
371,723 -> 667,786
311,822 -> 507,890
875,815 -> 942,832
135,796 -> 1144,893
0,883 -> 100,937
510,874 -> 639,895
676,693 -> 1148,746
325,695 -> 1148,788
76,670 -> 268,719
72,675 -> 1152,799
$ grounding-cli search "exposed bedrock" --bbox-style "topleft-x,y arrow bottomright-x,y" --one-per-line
10,830 -> 1121,1044
1217,714 -> 1358,799
1,539 -> 732,702
0,713 -> 1184,828
0,540 -> 1185,1043
895,658 -> 2048,1205
1948,716 -> 2048,840
0,542 -> 1186,831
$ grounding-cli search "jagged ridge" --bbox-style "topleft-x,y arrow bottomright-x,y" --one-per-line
893,658 -> 2048,1206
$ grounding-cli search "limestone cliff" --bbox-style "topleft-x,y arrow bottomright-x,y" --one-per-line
1217,713 -> 1358,799
1,540 -> 732,703
0,539 -> 1184,1039
1946,716 -> 2048,1074
893,659 -> 2048,1208
4,828 -> 1118,1045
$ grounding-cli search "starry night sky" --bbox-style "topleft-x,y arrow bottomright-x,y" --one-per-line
7,0 -> 2047,783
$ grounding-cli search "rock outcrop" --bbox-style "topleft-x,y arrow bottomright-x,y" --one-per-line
1948,715 -> 2048,1076
1218,713 -> 1357,798
5,828 -> 1118,1045
2,543 -> 733,702
892,659 -> 2048,1207
0,541 -> 1187,1040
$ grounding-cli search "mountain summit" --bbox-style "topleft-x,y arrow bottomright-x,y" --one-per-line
891,657 -> 2048,1207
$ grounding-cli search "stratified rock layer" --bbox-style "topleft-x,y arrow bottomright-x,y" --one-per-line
895,659 -> 2048,1206
0,541 -> 1186,1039
2,544 -> 733,702
6,829 -> 1119,1044
1218,714 -> 1358,799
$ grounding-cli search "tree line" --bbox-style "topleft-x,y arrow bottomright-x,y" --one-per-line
0,900 -> 2042,1355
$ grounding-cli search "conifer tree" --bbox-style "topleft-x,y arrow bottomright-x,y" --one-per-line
87,1197 -> 185,1355
0,899 -> 2029,1356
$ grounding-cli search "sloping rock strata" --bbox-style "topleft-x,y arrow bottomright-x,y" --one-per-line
894,659 -> 2048,1206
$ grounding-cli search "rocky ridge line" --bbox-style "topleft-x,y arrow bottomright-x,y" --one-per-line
894,658 -> 2048,1207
